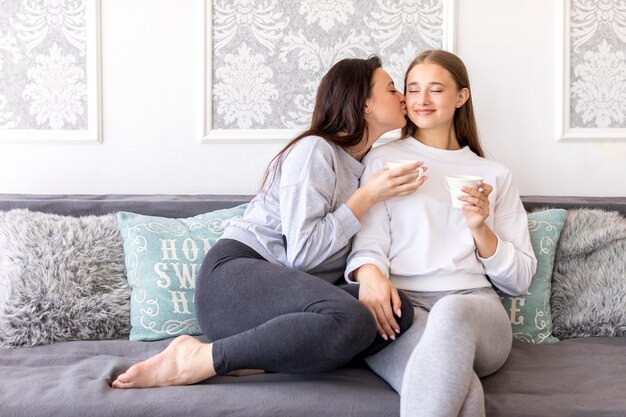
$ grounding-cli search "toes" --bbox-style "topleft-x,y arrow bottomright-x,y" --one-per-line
111,378 -> 129,389
111,364 -> 141,389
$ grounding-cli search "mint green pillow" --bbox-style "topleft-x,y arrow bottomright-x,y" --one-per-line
497,209 -> 567,344
117,204 -> 247,341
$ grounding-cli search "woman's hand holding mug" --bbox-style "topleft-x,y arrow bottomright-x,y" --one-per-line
458,180 -> 493,230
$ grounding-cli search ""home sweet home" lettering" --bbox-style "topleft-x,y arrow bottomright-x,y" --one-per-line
153,238 -> 212,314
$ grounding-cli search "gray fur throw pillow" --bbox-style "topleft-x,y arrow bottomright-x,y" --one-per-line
0,209 -> 131,347
551,209 -> 626,339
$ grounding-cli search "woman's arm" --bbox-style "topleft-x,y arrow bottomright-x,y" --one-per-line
278,140 -> 421,272
278,145 -> 358,272
345,157 -> 414,340
346,162 -> 424,220
460,172 -> 537,296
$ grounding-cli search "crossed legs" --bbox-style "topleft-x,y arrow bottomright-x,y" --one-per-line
112,239 -> 379,388
365,288 -> 512,417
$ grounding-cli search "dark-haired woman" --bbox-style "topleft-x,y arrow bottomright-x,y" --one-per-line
112,56 -> 425,389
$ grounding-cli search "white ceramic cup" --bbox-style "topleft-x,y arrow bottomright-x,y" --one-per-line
445,175 -> 483,209
386,160 -> 424,182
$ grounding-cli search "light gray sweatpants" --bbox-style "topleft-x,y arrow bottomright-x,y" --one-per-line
364,287 -> 512,417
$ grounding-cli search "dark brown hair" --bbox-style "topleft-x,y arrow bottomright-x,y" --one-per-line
260,56 -> 382,189
401,50 -> 484,157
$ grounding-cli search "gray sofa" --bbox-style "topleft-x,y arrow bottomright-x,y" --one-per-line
0,194 -> 624,417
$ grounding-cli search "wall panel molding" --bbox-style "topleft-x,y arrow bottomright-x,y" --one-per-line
556,0 -> 626,142
200,0 -> 457,144
0,0 -> 101,144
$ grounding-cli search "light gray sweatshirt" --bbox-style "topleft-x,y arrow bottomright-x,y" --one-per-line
222,136 -> 364,282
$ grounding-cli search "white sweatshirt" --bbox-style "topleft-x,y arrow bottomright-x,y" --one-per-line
345,138 -> 537,296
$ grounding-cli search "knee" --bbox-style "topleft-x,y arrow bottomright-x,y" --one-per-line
326,301 -> 377,362
428,295 -> 482,338
431,295 -> 478,321
345,301 -> 378,347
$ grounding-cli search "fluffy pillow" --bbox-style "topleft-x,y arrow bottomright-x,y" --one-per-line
0,209 -> 130,347
551,209 -> 626,339
117,204 -> 247,341
497,209 -> 567,344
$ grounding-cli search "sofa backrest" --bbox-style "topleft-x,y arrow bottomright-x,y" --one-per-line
0,194 -> 254,217
520,195 -> 626,216
0,194 -> 624,217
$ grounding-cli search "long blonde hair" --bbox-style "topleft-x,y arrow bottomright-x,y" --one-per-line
401,50 -> 484,157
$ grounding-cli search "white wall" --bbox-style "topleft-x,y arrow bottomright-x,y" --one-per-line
1,0 -> 624,196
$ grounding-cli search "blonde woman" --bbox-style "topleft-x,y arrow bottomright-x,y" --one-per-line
347,50 -> 537,417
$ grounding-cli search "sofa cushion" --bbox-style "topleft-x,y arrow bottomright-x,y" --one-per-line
0,209 -> 130,347
0,337 -> 402,417
482,337 -> 626,417
551,209 -> 626,339
497,208 -> 567,344
117,204 -> 247,341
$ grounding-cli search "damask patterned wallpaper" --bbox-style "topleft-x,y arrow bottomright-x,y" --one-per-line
569,0 -> 626,129
211,0 -> 446,130
0,0 -> 88,131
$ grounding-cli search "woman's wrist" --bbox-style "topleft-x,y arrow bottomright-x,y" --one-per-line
471,223 -> 498,258
346,187 -> 374,220
353,263 -> 381,283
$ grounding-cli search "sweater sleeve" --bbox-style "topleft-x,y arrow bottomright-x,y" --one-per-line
278,141 -> 361,272
479,170 -> 537,296
344,158 -> 392,283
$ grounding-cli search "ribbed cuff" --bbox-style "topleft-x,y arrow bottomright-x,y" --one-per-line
478,235 -> 516,277
335,203 -> 362,241
344,257 -> 389,283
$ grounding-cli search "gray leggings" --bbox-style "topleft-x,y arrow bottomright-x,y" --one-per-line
196,239 -> 414,375
364,287 -> 512,417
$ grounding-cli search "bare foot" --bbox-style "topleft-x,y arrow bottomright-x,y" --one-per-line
111,335 -> 216,389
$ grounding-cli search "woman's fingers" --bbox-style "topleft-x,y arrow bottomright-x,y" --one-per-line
390,165 -> 427,185
368,306 -> 386,339
363,296 -> 395,339
387,167 -> 428,198
381,300 -> 400,334
366,294 -> 400,339
387,161 -> 422,176
374,305 -> 397,340
478,181 -> 493,196
459,181 -> 492,228
460,182 -> 491,209
390,287 -> 402,321
459,194 -> 486,208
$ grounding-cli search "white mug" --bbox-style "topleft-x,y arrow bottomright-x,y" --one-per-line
445,175 -> 483,209
386,160 -> 424,182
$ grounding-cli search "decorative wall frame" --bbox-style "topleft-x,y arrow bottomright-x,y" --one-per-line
0,0 -> 101,144
556,0 -> 626,141
199,0 -> 457,143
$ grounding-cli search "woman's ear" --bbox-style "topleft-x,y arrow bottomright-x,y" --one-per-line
364,98 -> 372,115
456,88 -> 470,108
